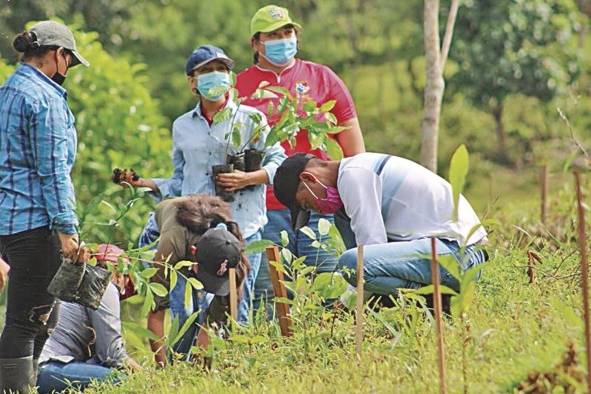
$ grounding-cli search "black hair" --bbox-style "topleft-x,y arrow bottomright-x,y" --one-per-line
12,31 -> 53,60
252,33 -> 261,64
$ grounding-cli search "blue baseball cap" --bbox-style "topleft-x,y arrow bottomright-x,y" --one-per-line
185,45 -> 234,75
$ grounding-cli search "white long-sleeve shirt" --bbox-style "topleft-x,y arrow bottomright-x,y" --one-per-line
337,153 -> 487,246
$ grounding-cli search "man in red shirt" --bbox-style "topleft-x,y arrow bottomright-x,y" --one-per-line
236,5 -> 365,310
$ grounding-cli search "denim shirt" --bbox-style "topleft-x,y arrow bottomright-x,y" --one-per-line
0,64 -> 78,235
152,100 -> 286,238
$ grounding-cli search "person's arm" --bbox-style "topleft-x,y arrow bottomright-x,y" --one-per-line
29,99 -> 80,257
151,142 -> 185,201
88,284 -> 132,368
335,117 -> 365,157
115,131 -> 185,201
147,309 -> 167,366
340,167 -> 387,245
324,66 -> 366,157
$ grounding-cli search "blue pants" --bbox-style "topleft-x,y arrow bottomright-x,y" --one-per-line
37,361 -> 119,393
337,238 -> 488,295
253,209 -> 338,312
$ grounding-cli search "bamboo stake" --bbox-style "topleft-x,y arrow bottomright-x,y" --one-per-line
265,246 -> 293,337
574,170 -> 591,393
355,245 -> 365,358
431,238 -> 447,394
540,165 -> 548,224
228,268 -> 238,322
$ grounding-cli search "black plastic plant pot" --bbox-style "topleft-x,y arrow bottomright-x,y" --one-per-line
77,264 -> 112,310
244,149 -> 264,172
226,153 -> 245,172
212,164 -> 235,202
47,256 -> 85,303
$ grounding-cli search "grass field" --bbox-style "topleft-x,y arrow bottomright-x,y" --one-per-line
82,176 -> 588,394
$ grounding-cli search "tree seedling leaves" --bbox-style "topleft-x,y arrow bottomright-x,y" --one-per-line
122,320 -> 159,341
172,311 -> 200,345
303,100 -> 317,113
265,85 -> 293,100
436,254 -> 462,281
188,277 -> 204,290
184,282 -> 193,309
149,283 -> 168,297
281,247 -> 294,264
448,144 -> 469,222
299,226 -> 316,240
413,284 -> 458,296
141,290 -> 154,316
280,230 -> 290,247
269,259 -> 287,275
174,260 -> 194,270
140,267 -> 159,279
244,239 -> 275,255
320,100 -> 336,113
325,138 -> 344,160
318,218 -> 331,236
170,269 -> 178,291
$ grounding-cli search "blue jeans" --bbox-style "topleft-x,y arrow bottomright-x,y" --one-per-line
253,209 -> 338,312
337,238 -> 488,295
37,361 -> 120,393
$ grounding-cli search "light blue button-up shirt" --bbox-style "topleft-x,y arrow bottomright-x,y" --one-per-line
0,64 -> 78,235
153,100 -> 286,238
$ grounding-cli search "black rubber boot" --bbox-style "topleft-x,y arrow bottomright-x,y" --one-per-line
0,356 -> 35,393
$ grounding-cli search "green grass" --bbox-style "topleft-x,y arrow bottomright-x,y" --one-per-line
0,178 -> 586,394
84,185 -> 587,394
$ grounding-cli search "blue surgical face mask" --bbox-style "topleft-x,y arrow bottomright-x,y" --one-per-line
263,37 -> 297,66
197,71 -> 231,101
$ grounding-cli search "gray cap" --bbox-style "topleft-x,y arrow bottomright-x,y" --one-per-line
29,21 -> 89,67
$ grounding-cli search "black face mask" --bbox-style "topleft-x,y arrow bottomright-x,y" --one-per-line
51,72 -> 66,86
51,50 -> 68,86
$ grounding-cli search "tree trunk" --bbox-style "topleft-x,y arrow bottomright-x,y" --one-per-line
491,103 -> 509,163
420,0 -> 444,172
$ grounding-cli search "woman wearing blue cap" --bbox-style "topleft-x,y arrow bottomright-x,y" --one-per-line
115,45 -> 285,348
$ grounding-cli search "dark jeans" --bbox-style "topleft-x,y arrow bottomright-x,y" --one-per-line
0,226 -> 61,359
37,361 -> 120,393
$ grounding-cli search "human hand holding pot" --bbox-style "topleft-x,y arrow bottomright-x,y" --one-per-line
216,169 -> 268,192
112,168 -> 157,191
57,233 -> 89,263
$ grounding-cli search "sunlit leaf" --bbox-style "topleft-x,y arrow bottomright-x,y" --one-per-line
448,144 -> 469,222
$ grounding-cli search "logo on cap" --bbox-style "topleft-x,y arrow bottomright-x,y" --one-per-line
269,7 -> 286,20
217,260 -> 228,276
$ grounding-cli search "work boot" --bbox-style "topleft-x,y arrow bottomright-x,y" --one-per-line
0,356 -> 35,393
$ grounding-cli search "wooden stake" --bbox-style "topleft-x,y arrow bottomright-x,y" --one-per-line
228,268 -> 238,322
265,246 -> 293,337
540,165 -> 548,224
355,245 -> 365,358
574,170 -> 591,394
431,238 -> 447,394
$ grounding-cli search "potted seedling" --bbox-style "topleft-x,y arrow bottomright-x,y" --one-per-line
251,81 -> 347,160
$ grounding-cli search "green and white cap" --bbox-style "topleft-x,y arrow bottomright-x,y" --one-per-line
29,21 -> 89,67
250,5 -> 302,37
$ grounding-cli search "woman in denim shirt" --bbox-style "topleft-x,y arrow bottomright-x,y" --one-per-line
0,21 -> 89,392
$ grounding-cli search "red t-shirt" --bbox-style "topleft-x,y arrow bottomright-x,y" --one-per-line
236,59 -> 357,210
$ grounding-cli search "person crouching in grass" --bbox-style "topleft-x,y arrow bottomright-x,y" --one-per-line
138,194 -> 249,365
